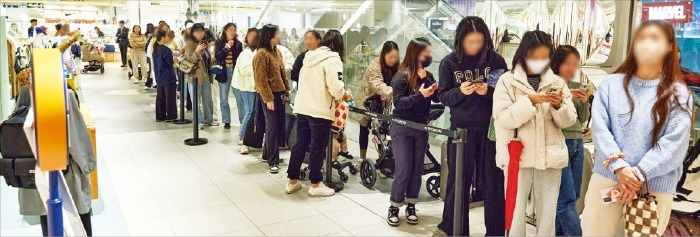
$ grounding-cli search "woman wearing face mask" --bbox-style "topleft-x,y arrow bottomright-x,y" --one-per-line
232,28 -> 259,155
291,30 -> 321,83
549,45 -> 589,236
435,16 -> 507,237
184,23 -> 216,129
387,37 -> 439,227
581,20 -> 692,236
285,30 -> 345,197
492,30 -> 576,236
355,41 -> 399,163
215,23 -> 243,130
254,24 -> 290,173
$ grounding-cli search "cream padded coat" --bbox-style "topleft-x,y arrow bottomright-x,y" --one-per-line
492,65 -> 577,170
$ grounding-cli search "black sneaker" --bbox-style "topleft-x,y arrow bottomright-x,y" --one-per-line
387,206 -> 400,226
405,204 -> 418,225
224,123 -> 231,129
338,151 -> 354,159
270,165 -> 279,174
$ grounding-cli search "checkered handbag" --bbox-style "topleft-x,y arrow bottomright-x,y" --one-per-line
622,167 -> 659,237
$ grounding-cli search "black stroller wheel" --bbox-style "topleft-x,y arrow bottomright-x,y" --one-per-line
426,175 -> 440,198
349,164 -> 357,175
360,159 -> 377,188
81,69 -> 87,74
100,67 -> 105,74
339,173 -> 349,183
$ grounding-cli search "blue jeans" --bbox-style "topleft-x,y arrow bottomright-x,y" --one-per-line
237,91 -> 256,139
218,68 -> 234,124
232,88 -> 246,124
389,125 -> 428,207
188,78 -> 213,125
555,139 -> 584,236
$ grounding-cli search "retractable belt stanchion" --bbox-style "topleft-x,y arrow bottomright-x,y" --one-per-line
325,132 -> 344,192
452,128 -> 467,237
347,106 -> 466,235
184,79 -> 208,146
172,71 -> 192,125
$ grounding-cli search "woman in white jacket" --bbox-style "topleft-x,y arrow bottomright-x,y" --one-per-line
233,28 -> 259,154
285,30 -> 345,197
492,30 -> 576,236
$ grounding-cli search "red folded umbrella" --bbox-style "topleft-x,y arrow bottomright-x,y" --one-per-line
505,137 -> 523,236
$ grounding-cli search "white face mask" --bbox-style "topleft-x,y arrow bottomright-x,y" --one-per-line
526,59 -> 550,74
634,39 -> 668,65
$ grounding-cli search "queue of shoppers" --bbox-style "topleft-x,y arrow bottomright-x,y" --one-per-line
113,16 -> 692,237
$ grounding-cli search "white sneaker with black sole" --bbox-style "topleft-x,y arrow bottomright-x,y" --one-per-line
307,183 -> 335,197
405,204 -> 418,225
269,165 -> 279,174
387,206 -> 400,226
285,182 -> 302,194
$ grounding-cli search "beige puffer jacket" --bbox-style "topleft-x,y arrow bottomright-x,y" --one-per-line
492,65 -> 577,170
355,58 -> 393,127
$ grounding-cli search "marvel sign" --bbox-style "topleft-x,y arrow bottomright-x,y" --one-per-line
642,1 -> 694,24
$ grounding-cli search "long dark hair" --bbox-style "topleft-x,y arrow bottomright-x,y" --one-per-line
320,29 -> 345,62
306,30 -> 321,42
187,23 -> 206,42
379,41 -> 400,85
259,24 -> 279,52
219,23 -> 237,41
152,30 -> 168,59
511,30 -> 553,71
245,28 -> 260,50
615,20 -> 689,147
550,45 -> 580,75
398,37 -> 431,92
454,16 -> 494,65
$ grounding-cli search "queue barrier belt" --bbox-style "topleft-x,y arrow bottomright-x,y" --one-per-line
348,106 -> 456,138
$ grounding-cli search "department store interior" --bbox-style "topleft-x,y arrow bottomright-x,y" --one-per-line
1,0 -> 699,236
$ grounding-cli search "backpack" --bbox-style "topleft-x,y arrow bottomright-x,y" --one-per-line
0,105 -> 38,188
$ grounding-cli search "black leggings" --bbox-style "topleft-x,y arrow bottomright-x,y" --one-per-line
359,124 -> 370,150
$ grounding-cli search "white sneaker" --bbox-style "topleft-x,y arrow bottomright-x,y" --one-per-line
240,145 -> 249,155
308,183 -> 335,197
270,166 -> 279,174
237,140 -> 244,145
285,182 -> 302,194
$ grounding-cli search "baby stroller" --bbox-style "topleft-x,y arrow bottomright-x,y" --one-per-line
358,95 -> 444,198
80,43 -> 105,74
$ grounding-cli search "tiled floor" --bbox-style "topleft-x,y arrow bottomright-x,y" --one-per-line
1,62 -> 521,236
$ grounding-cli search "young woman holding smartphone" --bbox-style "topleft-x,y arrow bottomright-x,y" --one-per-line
581,20 -> 691,236
550,45 -> 590,236
435,16 -> 507,237
492,30 -> 577,236
387,37 -> 438,226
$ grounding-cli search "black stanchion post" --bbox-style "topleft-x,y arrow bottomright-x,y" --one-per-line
452,128 -> 467,237
172,71 -> 192,125
324,132 -> 344,192
184,79 -> 208,146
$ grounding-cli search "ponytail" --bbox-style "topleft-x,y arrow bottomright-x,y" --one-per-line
152,30 -> 168,59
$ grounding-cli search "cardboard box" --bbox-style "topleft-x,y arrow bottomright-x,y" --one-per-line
105,52 -> 116,62
80,106 -> 99,200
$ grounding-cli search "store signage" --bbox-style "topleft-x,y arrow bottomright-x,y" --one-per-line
642,1 -> 693,24
429,19 -> 444,30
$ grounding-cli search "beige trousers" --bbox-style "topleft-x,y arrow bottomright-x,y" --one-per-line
130,50 -> 147,82
581,173 -> 673,236
506,168 -> 562,236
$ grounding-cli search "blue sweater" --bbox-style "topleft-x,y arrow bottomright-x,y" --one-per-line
592,73 -> 692,194
153,45 -> 176,85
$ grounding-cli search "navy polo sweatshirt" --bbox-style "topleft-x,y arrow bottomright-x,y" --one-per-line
391,69 -> 439,124
153,45 -> 177,85
437,51 -> 507,131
